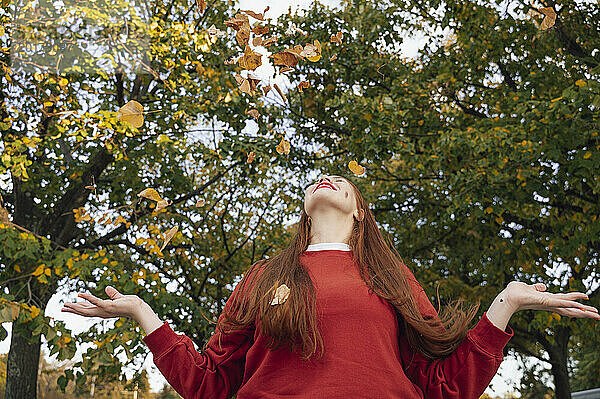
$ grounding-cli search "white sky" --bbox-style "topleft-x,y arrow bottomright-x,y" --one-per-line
0,0 -> 528,396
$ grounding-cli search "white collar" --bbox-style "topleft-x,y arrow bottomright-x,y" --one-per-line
305,242 -> 351,251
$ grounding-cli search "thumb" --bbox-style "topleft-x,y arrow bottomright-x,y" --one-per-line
105,285 -> 124,299
534,283 -> 546,292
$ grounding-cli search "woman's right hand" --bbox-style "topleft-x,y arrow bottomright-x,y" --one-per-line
61,285 -> 144,320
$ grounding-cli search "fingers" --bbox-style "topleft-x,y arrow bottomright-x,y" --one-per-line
61,302 -> 103,317
78,292 -> 107,308
105,285 -> 124,300
554,308 -> 600,320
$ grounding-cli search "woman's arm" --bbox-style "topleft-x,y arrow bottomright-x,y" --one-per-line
398,266 -> 600,399
62,285 -> 254,399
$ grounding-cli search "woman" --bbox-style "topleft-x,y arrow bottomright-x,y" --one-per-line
62,174 -> 600,399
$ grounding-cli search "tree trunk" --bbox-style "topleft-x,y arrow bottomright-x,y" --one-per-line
548,325 -> 571,399
5,323 -> 41,399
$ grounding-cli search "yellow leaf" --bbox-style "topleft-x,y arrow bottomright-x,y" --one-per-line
137,188 -> 163,202
539,7 -> 556,30
58,78 -> 68,88
575,79 -> 586,87
584,151 -> 591,159
33,264 -> 45,276
63,336 -> 71,344
117,100 -> 144,128
101,257 -> 108,264
348,160 -> 365,176
30,306 -> 40,319
14,265 -> 21,272
275,138 -> 290,155
484,207 -> 493,214
155,200 -> 172,212
160,226 -> 179,252
44,268 -> 51,276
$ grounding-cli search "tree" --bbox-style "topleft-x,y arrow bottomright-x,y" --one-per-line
269,1 -> 600,398
0,0 -> 314,397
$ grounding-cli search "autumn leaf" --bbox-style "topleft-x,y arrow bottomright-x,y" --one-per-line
155,200 -> 172,212
245,109 -> 260,120
280,66 -> 293,73
539,7 -> 556,30
329,54 -> 338,61
236,26 -> 251,47
271,51 -> 299,67
252,25 -> 269,35
117,100 -> 144,128
241,6 -> 269,21
270,283 -> 290,305
137,188 -> 163,202
261,36 -> 277,47
195,199 -> 205,207
252,36 -> 263,46
247,151 -> 256,163
330,31 -> 343,44
196,0 -> 206,14
303,40 -> 322,62
273,83 -> 287,103
276,137 -> 290,155
297,81 -> 310,92
262,85 -> 271,95
285,22 -> 306,35
238,45 -> 262,70
160,226 -> 178,252
224,13 -> 249,30
235,74 -> 252,95
348,160 -> 365,176
575,79 -> 586,87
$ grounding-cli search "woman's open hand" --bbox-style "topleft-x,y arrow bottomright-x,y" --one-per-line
61,286 -> 144,320
504,281 -> 600,320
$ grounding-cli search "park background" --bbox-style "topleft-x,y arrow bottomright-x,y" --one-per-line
0,0 -> 598,397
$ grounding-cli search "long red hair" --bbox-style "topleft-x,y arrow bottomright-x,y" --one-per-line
216,176 -> 480,360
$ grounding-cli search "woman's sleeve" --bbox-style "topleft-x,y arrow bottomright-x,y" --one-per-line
398,264 -> 514,399
142,273 -> 257,399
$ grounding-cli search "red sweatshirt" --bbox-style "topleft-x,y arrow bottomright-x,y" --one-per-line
143,247 -> 513,399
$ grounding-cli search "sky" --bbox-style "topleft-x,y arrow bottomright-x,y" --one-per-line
0,0 -> 528,396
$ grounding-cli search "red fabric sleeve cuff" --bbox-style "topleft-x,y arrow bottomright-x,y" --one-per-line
142,321 -> 183,360
467,312 -> 514,358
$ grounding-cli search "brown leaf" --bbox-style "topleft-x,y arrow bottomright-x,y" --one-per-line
241,6 -> 269,21
297,81 -> 310,93
224,13 -> 249,31
273,83 -> 287,103
245,109 -> 260,120
280,66 -> 293,73
160,226 -> 178,252
271,51 -> 299,67
239,45 -> 262,70
224,56 -> 238,65
275,137 -> 291,154
247,151 -> 256,163
236,25 -> 251,47
262,85 -> 272,95
539,7 -> 556,30
155,200 -> 172,212
196,0 -> 206,14
330,31 -> 343,44
329,54 -> 338,61
252,36 -> 263,46
252,25 -> 269,36
261,36 -> 277,47
195,199 -> 205,207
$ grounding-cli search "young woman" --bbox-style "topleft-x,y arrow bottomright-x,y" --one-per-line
62,174 -> 600,399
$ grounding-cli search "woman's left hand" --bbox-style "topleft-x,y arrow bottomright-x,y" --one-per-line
504,281 -> 600,320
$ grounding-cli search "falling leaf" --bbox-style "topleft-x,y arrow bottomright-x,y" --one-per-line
160,226 -> 178,252
348,160 -> 366,176
539,7 -> 556,30
224,13 -> 250,30
252,36 -> 263,46
137,188 -> 163,202
117,100 -> 144,128
330,31 -> 343,44
252,25 -> 269,35
235,74 -> 252,95
195,199 -> 205,207
271,51 -> 299,67
224,56 -> 238,65
297,81 -> 310,92
247,151 -> 256,163
155,200 -> 172,212
262,85 -> 272,95
261,36 -> 277,47
196,0 -> 206,14
329,54 -> 338,61
245,109 -> 260,120
238,45 -> 262,70
270,283 -> 290,305
276,137 -> 290,155
236,26 -> 251,47
207,24 -> 226,38
303,40 -> 321,62
280,66 -> 293,73
241,6 -> 269,21
273,83 -> 287,103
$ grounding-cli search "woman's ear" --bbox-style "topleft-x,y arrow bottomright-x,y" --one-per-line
353,209 -> 365,222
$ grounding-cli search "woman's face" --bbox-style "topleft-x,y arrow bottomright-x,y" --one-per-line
303,175 -> 358,219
